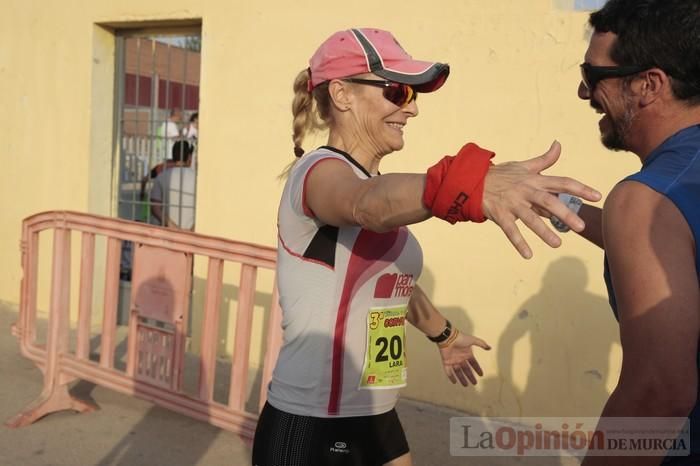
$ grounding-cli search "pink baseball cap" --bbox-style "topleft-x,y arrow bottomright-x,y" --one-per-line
308,28 -> 450,93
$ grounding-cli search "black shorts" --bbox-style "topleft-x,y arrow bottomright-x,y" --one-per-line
252,402 -> 410,466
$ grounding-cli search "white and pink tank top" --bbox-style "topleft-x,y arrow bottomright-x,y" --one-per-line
268,146 -> 423,418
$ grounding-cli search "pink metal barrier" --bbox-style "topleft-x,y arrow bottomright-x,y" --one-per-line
6,211 -> 283,439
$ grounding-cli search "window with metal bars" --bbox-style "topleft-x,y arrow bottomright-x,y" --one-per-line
115,30 -> 201,230
114,28 -> 201,284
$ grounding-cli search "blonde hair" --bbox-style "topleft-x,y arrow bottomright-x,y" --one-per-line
282,69 -> 332,177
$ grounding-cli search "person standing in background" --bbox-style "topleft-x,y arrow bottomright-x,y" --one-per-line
185,112 -> 199,168
151,140 -> 196,230
157,108 -> 183,163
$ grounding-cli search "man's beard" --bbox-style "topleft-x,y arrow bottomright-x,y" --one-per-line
597,95 -> 637,151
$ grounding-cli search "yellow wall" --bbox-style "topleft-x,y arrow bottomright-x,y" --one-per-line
1,0 -> 639,417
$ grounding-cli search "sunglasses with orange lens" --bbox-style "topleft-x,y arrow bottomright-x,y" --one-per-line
343,78 -> 417,107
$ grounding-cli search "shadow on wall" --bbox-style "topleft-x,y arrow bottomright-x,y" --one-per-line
403,265 -> 481,408
404,257 -> 618,466
482,256 -> 619,419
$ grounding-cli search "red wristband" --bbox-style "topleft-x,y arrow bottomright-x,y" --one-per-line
423,143 -> 495,223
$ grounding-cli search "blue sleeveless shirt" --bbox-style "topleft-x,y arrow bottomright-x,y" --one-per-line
603,124 -> 700,455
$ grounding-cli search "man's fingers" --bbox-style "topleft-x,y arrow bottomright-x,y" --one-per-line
521,141 -> 561,173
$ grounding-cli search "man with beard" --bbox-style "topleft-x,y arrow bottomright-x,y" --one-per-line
556,0 -> 700,465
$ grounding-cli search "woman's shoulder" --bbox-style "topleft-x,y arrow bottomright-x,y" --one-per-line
301,147 -> 347,162
291,147 -> 350,175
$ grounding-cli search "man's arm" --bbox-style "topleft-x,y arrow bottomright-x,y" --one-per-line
582,181 -> 698,466
576,203 -> 604,248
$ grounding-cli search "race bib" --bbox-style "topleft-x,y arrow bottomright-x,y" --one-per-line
360,305 -> 408,389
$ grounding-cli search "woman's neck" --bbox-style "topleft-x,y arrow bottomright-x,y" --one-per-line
326,131 -> 382,174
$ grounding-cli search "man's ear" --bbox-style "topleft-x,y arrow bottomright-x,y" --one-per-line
328,79 -> 352,112
639,68 -> 669,106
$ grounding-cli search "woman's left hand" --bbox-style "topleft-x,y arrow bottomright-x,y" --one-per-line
439,332 -> 491,386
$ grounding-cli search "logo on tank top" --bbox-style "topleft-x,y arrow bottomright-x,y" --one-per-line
330,441 -> 350,454
374,273 -> 414,299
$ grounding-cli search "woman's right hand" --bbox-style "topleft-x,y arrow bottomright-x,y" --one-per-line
482,141 -> 602,259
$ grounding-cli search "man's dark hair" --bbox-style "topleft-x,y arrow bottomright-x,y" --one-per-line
590,0 -> 700,104
172,140 -> 194,162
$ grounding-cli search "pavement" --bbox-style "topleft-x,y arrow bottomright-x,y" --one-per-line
0,303 -> 580,466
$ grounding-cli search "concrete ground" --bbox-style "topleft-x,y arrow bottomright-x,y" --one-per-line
0,304 -> 580,466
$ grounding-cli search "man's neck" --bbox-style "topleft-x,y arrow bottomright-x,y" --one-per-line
633,105 -> 700,162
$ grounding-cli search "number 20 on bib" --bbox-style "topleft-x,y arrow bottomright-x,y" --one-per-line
360,305 -> 408,389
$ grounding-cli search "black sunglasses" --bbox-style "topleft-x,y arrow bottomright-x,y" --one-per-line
342,78 -> 417,107
580,63 -> 648,92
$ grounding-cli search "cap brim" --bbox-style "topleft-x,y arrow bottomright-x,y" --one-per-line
374,62 -> 450,93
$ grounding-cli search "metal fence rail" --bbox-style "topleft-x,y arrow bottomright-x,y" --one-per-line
6,211 -> 283,439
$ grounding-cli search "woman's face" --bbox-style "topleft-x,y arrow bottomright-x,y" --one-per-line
345,75 -> 419,157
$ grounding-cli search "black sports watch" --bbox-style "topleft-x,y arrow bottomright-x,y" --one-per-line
427,319 -> 452,343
